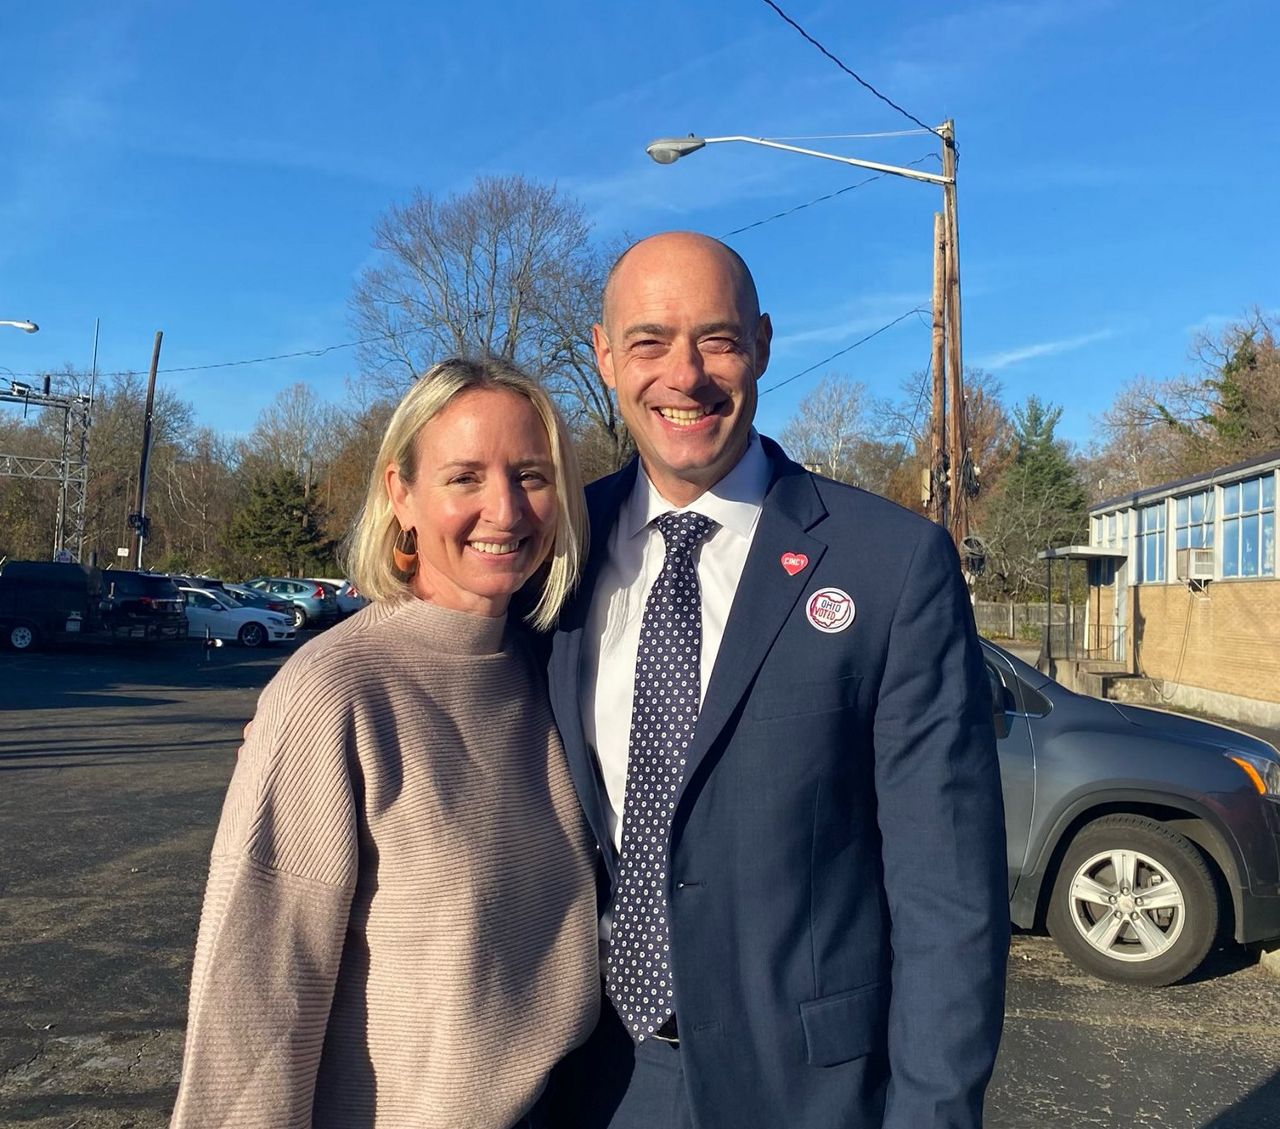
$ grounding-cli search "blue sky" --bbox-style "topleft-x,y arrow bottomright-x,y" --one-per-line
4,0 -> 1277,450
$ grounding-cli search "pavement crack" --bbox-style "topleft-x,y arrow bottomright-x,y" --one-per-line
123,1029 -> 164,1078
0,1041 -> 45,1080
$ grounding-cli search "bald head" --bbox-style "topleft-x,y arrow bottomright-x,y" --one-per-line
590,229 -> 772,505
600,232 -> 761,332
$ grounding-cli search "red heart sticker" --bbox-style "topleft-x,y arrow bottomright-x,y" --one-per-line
780,552 -> 809,576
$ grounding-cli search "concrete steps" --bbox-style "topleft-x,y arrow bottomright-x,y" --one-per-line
1100,673 -> 1161,706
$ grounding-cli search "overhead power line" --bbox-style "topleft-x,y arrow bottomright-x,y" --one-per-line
723,153 -> 941,237
759,306 -> 927,396
6,326 -> 428,382
759,0 -> 946,146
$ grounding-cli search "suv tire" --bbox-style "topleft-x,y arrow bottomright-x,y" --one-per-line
6,621 -> 39,651
1047,814 -> 1217,986
291,606 -> 307,630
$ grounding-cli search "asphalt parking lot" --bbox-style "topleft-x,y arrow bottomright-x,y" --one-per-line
2,642 -> 1279,1128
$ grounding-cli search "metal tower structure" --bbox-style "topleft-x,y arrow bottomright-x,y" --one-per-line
0,380 -> 93,561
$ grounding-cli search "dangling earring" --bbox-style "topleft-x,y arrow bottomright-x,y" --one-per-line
392,526 -> 418,581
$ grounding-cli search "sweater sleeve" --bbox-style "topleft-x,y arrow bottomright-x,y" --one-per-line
171,656 -> 360,1129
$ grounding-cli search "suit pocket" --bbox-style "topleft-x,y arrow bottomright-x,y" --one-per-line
799,979 -> 889,1067
751,673 -> 862,721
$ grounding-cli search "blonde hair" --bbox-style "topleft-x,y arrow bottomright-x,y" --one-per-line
345,357 -> 587,630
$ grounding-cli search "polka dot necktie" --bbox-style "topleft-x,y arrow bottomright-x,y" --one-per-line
606,510 -> 715,1041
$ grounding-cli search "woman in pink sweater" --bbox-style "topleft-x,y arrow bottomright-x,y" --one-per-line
171,358 -> 599,1129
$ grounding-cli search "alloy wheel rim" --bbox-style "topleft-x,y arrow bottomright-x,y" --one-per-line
1067,848 -> 1186,962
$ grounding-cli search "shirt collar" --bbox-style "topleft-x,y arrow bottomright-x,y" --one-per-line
622,429 -> 770,542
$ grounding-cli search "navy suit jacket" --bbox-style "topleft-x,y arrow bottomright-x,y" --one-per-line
549,438 -> 1009,1129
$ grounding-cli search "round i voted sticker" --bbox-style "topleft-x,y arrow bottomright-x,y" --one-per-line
806,587 -> 854,634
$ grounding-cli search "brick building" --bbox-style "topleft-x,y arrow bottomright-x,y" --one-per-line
1044,449 -> 1278,725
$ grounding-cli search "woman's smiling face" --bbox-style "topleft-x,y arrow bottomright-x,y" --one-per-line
387,387 -> 558,617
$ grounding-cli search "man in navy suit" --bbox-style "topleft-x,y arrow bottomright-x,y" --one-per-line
546,232 -> 1007,1128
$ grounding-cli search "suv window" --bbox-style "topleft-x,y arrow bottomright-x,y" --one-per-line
106,573 -> 180,599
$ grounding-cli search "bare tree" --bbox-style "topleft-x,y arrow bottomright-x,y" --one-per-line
160,427 -> 238,563
779,375 -> 901,492
534,240 -> 632,474
351,175 -> 629,474
352,175 -> 589,387
238,382 -> 342,488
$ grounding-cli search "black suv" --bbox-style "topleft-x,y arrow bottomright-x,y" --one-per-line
98,570 -> 187,641
0,562 -> 186,650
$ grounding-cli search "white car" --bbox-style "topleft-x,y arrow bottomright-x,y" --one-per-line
179,586 -> 296,648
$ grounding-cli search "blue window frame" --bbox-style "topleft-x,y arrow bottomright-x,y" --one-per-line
1222,474 -> 1275,578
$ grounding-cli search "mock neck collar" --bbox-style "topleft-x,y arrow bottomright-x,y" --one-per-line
384,597 -> 509,655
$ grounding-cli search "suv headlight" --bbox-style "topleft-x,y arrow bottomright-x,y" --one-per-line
1227,751 -> 1280,798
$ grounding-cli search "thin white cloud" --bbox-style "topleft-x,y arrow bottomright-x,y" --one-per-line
1182,309 -> 1280,337
771,292 -> 928,352
978,328 -> 1115,371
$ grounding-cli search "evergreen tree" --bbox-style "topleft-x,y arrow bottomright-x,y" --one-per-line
227,467 -> 333,576
977,396 -> 1087,598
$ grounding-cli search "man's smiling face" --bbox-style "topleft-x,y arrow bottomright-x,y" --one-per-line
593,232 -> 772,507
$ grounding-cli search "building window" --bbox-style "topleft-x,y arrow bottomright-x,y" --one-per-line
1222,474 -> 1276,578
1175,490 -> 1215,550
1091,515 -> 1103,546
1137,502 -> 1166,582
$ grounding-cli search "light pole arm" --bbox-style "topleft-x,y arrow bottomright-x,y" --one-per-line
650,135 -> 952,186
0,319 -> 38,333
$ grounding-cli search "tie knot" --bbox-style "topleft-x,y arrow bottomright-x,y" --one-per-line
655,511 -> 715,559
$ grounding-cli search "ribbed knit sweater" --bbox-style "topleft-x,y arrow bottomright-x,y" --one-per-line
170,598 -> 600,1129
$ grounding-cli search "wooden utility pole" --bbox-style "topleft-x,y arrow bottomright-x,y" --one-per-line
929,211 -> 948,526
132,331 -> 163,568
940,120 -> 968,550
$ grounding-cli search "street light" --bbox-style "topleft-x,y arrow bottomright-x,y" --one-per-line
0,319 -> 39,333
645,125 -> 974,557
645,134 -> 952,187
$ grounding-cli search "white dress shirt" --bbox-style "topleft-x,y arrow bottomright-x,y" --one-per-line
580,431 -> 771,850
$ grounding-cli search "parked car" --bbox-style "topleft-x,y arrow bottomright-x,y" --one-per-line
169,574 -> 228,593
986,640 -> 1280,986
0,562 -> 188,650
309,577 -> 370,618
243,577 -> 339,629
178,586 -> 295,648
0,561 -> 102,650
221,583 -> 295,618
98,570 -> 188,641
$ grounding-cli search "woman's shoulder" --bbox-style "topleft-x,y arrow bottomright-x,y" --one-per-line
263,601 -> 409,701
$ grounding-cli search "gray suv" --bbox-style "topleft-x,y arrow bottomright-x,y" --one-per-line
244,577 -> 339,630
986,641 -> 1280,985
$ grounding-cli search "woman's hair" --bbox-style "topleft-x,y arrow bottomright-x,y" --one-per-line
345,356 -> 587,630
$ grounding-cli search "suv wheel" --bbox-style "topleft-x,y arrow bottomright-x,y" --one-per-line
238,622 -> 267,648
1046,814 -> 1217,986
7,621 -> 38,651
291,606 -> 307,630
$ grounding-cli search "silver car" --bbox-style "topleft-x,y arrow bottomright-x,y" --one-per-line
243,577 -> 339,630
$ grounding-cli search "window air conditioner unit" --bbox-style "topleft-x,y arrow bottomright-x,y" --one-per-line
1175,547 -> 1214,581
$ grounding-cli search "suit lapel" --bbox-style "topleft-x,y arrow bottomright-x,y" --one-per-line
550,462 -> 637,880
677,445 -> 828,807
